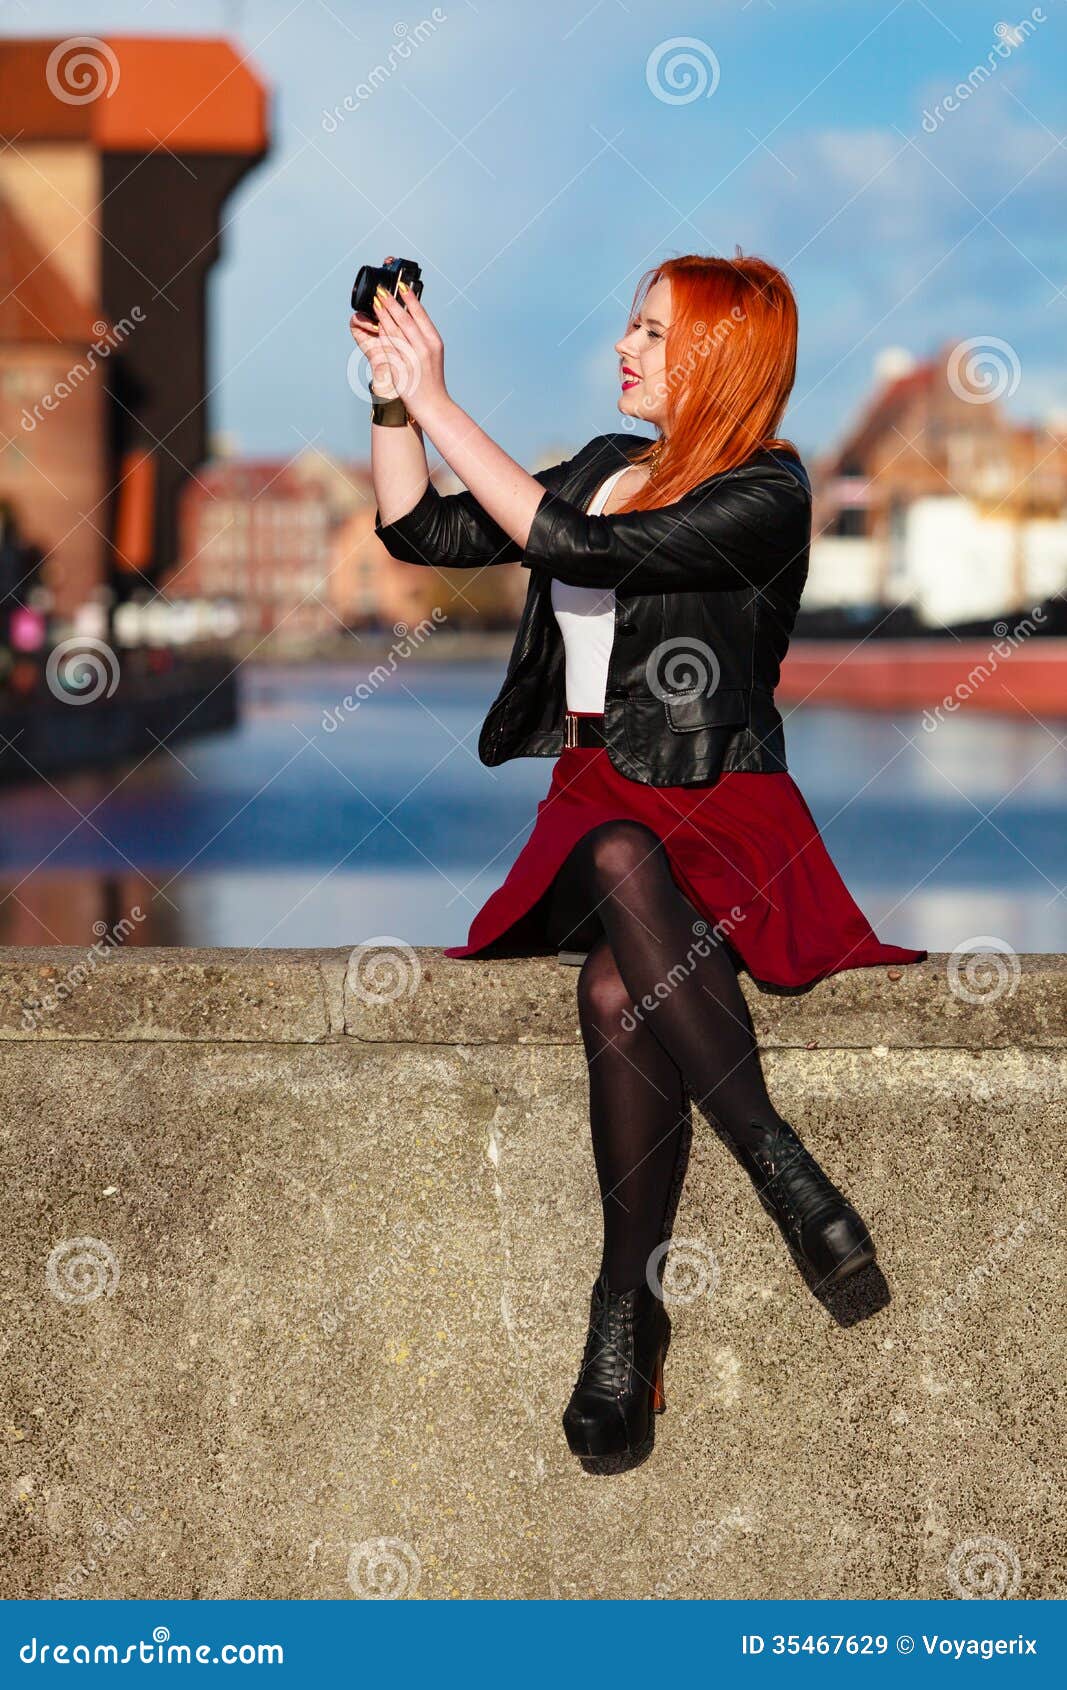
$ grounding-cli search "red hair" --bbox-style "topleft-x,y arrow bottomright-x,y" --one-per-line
614,252 -> 799,514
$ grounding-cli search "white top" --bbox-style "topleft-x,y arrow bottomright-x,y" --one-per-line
550,464 -> 629,713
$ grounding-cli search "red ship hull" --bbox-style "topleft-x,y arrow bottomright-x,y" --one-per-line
778,636 -> 1067,716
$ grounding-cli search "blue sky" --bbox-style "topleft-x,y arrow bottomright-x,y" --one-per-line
16,0 -> 1067,467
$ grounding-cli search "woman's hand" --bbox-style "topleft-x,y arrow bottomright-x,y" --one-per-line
349,308 -> 402,401
358,282 -> 548,552
369,282 -> 449,422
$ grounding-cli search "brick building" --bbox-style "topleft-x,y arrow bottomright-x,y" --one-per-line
0,37 -> 269,621
176,450 -> 527,640
808,348 -> 1067,621
176,458 -> 336,639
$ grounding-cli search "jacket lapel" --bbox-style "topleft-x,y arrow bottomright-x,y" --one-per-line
550,432 -> 648,515
523,436 -> 648,670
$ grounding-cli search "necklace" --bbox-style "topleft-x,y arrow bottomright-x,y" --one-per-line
647,436 -> 665,480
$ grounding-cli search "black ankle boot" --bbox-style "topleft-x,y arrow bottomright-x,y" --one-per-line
732,1118 -> 876,1287
562,1271 -> 671,1472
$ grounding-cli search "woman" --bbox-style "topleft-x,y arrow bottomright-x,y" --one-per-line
350,252 -> 927,1475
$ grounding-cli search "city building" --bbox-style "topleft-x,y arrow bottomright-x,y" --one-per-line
0,37 -> 269,620
809,347 -> 1067,626
175,450 -> 526,641
176,457 -> 342,641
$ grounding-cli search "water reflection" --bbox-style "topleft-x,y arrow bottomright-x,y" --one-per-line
1,661 -> 1063,952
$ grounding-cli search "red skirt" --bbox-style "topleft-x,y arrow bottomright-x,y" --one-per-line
444,727 -> 927,989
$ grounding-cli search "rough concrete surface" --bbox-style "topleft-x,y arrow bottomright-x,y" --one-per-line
0,947 -> 1063,1601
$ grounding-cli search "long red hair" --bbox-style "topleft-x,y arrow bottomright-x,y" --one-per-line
614,252 -> 799,514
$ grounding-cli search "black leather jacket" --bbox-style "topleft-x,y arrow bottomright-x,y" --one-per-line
373,431 -> 812,786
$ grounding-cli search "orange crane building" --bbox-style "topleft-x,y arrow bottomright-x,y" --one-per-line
0,36 -> 269,617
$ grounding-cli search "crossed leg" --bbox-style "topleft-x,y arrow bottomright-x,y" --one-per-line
546,819 -> 790,1291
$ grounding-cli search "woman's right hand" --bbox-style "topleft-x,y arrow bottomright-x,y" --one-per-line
349,310 -> 400,399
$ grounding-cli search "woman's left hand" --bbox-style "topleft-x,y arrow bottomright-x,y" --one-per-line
372,283 -> 449,422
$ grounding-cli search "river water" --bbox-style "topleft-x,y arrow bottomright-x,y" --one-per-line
1,660 -> 1063,955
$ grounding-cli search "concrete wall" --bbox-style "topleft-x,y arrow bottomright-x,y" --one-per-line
0,946 -> 1063,1601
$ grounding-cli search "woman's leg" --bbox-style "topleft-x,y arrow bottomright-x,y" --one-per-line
548,819 -> 876,1298
574,936 -> 688,1293
552,820 -> 790,1148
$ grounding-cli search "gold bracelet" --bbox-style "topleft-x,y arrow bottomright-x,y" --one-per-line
370,389 -> 410,427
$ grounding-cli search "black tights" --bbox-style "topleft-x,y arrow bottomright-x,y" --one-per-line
546,820 -> 790,1293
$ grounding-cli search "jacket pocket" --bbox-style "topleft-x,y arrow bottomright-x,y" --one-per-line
664,685 -> 749,733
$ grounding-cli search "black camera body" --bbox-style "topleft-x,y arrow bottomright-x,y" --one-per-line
351,256 -> 424,316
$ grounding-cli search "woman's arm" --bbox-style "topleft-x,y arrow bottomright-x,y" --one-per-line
396,394 -> 551,548
353,286 -> 587,567
348,291 -> 433,525
370,286 -> 562,547
369,396 -> 431,527
373,444 -> 594,569
367,285 -> 810,598
525,460 -> 812,596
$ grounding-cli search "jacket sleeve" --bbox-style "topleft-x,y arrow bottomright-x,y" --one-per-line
373,439 -> 599,569
522,460 -> 811,595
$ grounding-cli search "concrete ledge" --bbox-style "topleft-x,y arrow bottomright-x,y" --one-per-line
1,945 -> 1064,1601
0,948 -> 346,1044
342,950 -> 1067,1049
2,946 -> 1064,1047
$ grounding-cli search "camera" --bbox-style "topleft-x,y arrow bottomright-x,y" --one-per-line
351,256 -> 424,317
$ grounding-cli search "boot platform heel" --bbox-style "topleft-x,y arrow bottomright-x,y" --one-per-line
731,1118 -> 877,1289
562,1272 -> 671,1474
816,1208 -> 876,1283
650,1334 -> 668,1414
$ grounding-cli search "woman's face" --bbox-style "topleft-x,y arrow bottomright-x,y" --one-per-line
615,276 -> 671,431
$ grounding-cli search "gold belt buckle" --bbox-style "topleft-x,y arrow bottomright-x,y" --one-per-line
565,712 -> 578,748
